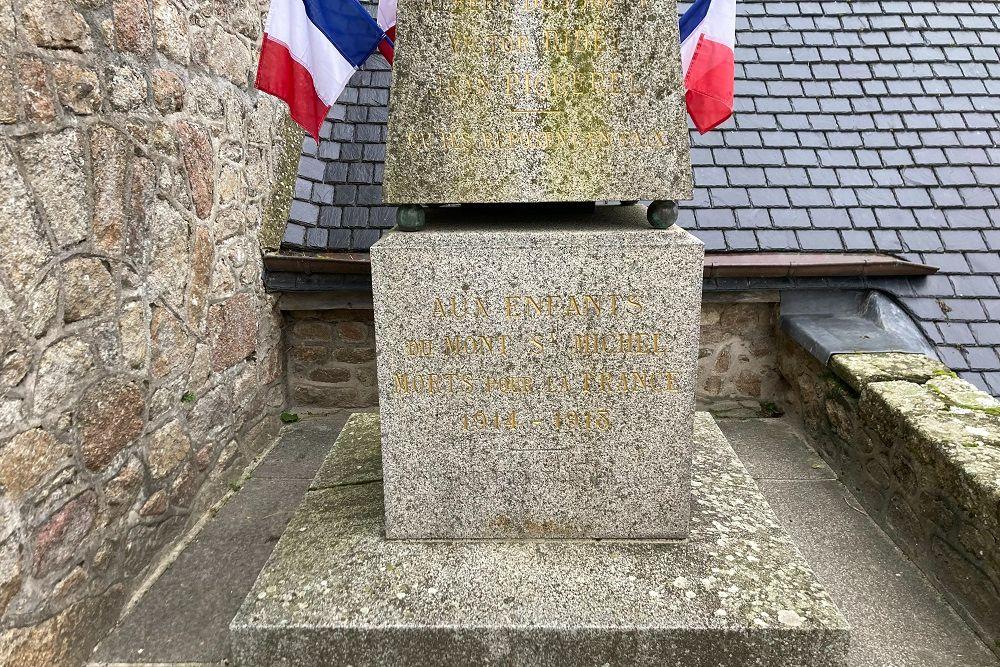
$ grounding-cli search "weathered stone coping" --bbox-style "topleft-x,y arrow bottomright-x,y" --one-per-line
230,412 -> 849,666
779,344 -> 1000,658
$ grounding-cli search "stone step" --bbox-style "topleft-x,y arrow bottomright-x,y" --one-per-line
88,413 -> 997,666
230,412 -> 851,666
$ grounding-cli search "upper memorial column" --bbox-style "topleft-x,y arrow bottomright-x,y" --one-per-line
382,0 -> 693,203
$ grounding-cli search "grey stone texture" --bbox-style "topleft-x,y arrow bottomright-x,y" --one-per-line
778,333 -> 1000,658
381,0 -> 692,203
285,1 -> 1000,396
90,418 -> 352,665
719,417 -> 998,667
0,0 -> 290,662
285,310 -> 379,412
230,412 -> 849,667
369,208 -> 704,538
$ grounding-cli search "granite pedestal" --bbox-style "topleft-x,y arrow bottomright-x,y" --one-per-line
230,413 -> 850,667
370,207 -> 704,539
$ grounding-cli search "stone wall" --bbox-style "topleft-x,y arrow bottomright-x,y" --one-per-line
779,335 -> 1000,657
698,300 -> 784,403
284,300 -> 784,415
0,1 -> 292,663
286,310 -> 378,412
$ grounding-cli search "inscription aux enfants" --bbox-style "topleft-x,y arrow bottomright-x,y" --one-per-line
396,293 -> 680,406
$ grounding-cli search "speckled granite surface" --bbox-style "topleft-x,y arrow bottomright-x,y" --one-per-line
381,0 -> 692,203
369,209 -> 704,539
230,412 -> 850,666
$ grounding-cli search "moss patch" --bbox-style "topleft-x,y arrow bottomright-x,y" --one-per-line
829,353 -> 951,394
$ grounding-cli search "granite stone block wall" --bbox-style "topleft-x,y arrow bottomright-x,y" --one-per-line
778,336 -> 1000,657
0,0 -> 292,662
698,300 -> 785,402
286,310 -> 379,411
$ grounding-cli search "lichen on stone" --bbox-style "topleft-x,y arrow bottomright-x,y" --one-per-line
829,352 -> 951,394
260,112 -> 303,252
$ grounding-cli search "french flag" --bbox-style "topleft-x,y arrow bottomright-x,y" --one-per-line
680,0 -> 736,134
376,0 -> 396,63
255,0 -> 387,141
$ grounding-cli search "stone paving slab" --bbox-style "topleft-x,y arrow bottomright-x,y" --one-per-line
719,417 -> 836,481
230,412 -> 849,666
719,418 -> 998,667
254,418 -> 347,480
762,479 -> 998,667
90,417 -> 349,666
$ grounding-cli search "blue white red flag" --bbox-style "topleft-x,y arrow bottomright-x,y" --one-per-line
255,0 -> 387,140
680,0 -> 736,133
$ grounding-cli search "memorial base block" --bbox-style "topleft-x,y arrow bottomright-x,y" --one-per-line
230,413 -> 850,666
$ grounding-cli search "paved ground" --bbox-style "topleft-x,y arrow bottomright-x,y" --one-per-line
719,418 -> 998,667
89,411 -> 359,667
89,412 -> 997,666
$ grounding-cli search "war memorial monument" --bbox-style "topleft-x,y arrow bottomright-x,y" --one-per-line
230,0 -> 851,662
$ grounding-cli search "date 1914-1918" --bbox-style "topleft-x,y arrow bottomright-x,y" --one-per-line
461,410 -> 612,432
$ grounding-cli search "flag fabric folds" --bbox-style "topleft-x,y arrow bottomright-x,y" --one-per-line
680,0 -> 736,133
255,0 -> 386,140
376,0 -> 397,63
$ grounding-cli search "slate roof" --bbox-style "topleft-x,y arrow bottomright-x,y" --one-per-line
282,0 -> 1000,394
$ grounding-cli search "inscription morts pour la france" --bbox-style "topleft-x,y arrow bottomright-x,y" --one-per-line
382,0 -> 694,203
371,213 -> 704,539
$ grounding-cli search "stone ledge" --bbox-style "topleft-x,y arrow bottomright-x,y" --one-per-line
829,352 -> 952,394
230,412 -> 848,666
778,337 -> 1000,658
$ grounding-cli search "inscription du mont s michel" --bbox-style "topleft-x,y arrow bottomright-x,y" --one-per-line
392,292 -> 679,436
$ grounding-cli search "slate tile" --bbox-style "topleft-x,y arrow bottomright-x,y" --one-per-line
724,230 -> 759,250
807,168 -> 840,187
764,167 -> 811,186
944,209 -> 993,229
797,230 -> 843,250
871,229 -> 902,251
727,168 -> 767,186
952,275 -> 1000,297
327,229 -> 351,249
848,208 -> 878,228
967,252 -> 1000,274
828,190 -> 860,208
903,231 -> 943,252
282,224 -> 306,246
735,208 -> 773,229
941,230 -> 988,251
694,208 -> 737,229
938,346 -> 970,370
939,298 -> 988,321
757,229 -> 799,250
342,207 -> 370,228
696,230 -> 726,251
920,253 -> 970,274
972,323 -> 1000,346
965,347 -> 1000,369
304,227 -> 328,248
289,201 -> 319,225
841,230 -> 875,250
318,207 -> 342,228
937,322 -> 977,345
